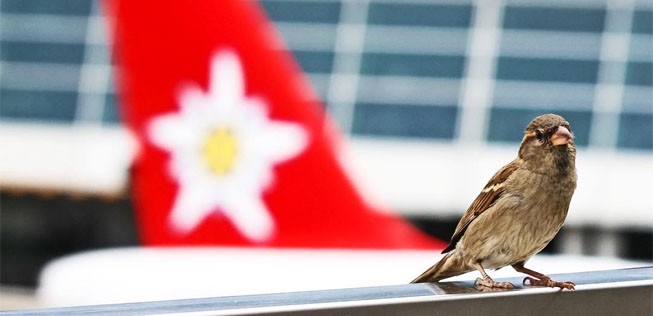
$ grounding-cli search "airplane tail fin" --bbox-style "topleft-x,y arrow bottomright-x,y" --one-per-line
106,0 -> 444,249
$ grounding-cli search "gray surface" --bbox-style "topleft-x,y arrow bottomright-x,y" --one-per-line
2,266 -> 651,316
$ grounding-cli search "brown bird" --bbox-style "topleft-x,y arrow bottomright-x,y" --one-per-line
411,114 -> 577,290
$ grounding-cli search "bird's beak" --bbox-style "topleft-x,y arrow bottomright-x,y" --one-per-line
550,126 -> 573,146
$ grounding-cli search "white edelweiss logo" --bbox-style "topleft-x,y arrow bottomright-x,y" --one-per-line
148,50 -> 308,242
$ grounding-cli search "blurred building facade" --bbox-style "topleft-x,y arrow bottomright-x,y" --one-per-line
1,0 -> 652,287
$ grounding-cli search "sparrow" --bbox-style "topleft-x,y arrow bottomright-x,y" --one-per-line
411,113 -> 577,290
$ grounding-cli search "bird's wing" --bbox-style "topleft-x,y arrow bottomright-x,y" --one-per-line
441,160 -> 519,253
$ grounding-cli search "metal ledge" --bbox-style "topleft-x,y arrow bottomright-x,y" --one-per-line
3,266 -> 652,316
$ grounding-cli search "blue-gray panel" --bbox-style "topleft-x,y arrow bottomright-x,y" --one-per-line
497,57 -> 599,83
352,103 -> 458,139
625,62 -> 653,86
0,89 -> 77,123
368,3 -> 472,27
1,41 -> 86,64
0,0 -> 92,16
260,1 -> 341,24
503,6 -> 605,32
618,113 -> 653,150
292,50 -> 335,74
361,53 -> 465,78
102,94 -> 120,124
632,9 -> 653,34
487,107 -> 592,147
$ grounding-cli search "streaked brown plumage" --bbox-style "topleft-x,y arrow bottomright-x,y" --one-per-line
412,114 -> 577,290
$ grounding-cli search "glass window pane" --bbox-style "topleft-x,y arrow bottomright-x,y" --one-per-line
352,103 -> 457,139
260,1 -> 341,23
625,62 -> 653,86
103,93 -> 120,124
1,0 -> 92,16
632,10 -> 653,34
1,41 -> 85,64
292,50 -> 334,74
497,57 -> 599,83
361,53 -> 465,78
488,108 -> 592,147
1,89 -> 77,123
503,6 -> 605,32
618,113 -> 653,150
368,3 -> 472,27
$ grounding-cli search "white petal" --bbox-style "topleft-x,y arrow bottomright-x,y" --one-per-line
222,194 -> 275,242
210,50 -> 244,108
168,187 -> 215,234
259,122 -> 308,162
148,115 -> 184,148
178,85 -> 206,117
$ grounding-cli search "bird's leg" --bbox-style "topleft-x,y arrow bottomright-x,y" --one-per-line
473,262 -> 514,289
512,262 -> 575,290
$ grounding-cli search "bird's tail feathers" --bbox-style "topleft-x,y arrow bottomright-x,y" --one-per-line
410,251 -> 470,283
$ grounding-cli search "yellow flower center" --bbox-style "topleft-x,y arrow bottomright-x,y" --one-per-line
203,127 -> 238,176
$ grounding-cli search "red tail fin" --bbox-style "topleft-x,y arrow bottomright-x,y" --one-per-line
107,0 -> 443,249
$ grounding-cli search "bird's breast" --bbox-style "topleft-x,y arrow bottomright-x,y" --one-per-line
458,169 -> 575,269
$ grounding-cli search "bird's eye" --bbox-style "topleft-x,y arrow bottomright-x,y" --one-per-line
535,129 -> 544,141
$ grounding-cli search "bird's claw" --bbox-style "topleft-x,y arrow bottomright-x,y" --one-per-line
523,276 -> 575,290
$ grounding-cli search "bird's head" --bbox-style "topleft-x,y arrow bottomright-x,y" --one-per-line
518,114 -> 576,175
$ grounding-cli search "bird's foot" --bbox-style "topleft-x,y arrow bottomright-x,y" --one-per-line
475,277 -> 514,289
523,276 -> 575,290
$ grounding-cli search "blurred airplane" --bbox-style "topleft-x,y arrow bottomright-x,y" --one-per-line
38,0 -> 444,305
